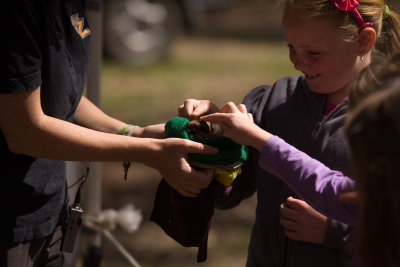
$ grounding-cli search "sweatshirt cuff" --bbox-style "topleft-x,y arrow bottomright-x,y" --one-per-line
323,219 -> 351,249
258,135 -> 281,168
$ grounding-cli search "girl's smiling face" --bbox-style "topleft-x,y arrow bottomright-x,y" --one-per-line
282,9 -> 364,104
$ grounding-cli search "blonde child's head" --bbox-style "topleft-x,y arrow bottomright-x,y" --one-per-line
279,0 -> 400,104
281,0 -> 400,57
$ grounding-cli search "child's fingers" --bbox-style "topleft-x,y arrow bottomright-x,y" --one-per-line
285,196 -> 304,210
237,104 -> 247,113
200,112 -> 230,124
218,102 -> 239,113
178,99 -> 215,118
191,101 -> 219,117
247,112 -> 254,122
280,214 -> 297,231
280,202 -> 298,220
191,105 -> 209,117
178,101 -> 195,118
284,229 -> 300,241
338,191 -> 359,203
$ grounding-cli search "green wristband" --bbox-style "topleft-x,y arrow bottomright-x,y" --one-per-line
117,124 -> 131,135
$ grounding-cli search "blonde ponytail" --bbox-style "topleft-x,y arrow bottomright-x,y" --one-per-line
374,4 -> 400,57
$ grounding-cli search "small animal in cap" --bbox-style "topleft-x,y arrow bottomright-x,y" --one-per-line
185,120 -> 224,139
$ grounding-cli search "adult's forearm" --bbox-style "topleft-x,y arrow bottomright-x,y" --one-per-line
74,96 -> 125,133
8,112 -> 160,163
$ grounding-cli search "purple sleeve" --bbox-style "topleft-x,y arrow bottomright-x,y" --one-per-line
258,136 -> 358,226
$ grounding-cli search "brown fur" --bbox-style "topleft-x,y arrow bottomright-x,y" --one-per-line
185,120 -> 224,139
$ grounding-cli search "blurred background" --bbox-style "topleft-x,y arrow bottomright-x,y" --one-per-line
76,0 -> 400,266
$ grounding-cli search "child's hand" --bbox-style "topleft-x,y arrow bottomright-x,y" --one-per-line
178,99 -> 219,119
201,102 -> 272,151
280,196 -> 329,244
338,191 -> 359,203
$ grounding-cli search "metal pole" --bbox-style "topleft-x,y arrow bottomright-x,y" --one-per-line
82,0 -> 104,266
86,0 -> 103,106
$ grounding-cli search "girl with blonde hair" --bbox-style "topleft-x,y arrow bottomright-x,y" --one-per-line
178,0 -> 400,266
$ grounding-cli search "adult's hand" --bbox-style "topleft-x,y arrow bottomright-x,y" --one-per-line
280,196 -> 329,244
151,138 -> 218,197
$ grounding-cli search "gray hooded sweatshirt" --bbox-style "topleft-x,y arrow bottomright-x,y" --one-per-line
217,75 -> 353,267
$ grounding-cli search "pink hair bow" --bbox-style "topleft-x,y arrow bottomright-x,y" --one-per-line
330,0 -> 374,30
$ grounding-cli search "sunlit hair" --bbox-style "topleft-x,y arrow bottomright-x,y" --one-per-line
345,83 -> 400,267
349,51 -> 400,109
280,0 -> 400,57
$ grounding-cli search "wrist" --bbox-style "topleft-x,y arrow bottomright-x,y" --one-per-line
126,125 -> 140,137
117,124 -> 131,135
117,124 -> 140,137
253,127 -> 273,152
139,138 -> 164,168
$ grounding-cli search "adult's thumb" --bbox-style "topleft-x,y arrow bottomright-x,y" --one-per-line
187,140 -> 218,155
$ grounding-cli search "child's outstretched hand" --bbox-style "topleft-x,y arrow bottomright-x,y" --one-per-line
201,102 -> 272,151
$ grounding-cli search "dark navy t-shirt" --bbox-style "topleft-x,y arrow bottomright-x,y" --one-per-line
0,0 -> 90,242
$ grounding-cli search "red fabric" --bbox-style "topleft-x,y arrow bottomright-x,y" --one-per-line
330,0 -> 359,12
324,102 -> 339,115
329,0 -> 374,30
150,179 -> 232,262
